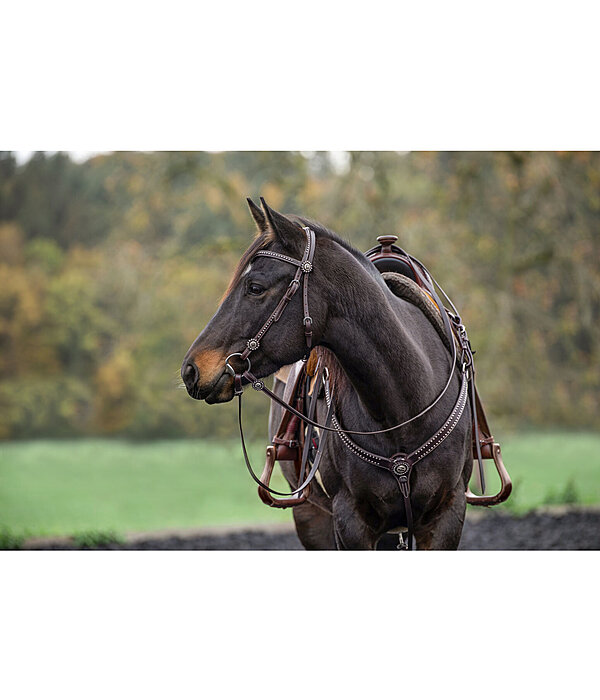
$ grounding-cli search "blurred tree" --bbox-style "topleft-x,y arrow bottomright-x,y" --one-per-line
0,150 -> 598,438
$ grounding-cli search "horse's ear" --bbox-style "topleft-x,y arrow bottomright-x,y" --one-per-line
247,197 -> 268,233
260,197 -> 304,252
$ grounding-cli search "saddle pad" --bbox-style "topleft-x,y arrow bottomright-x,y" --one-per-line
381,272 -> 452,352
274,349 -> 319,387
274,363 -> 293,384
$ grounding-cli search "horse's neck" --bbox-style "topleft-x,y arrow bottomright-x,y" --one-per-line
321,257 -> 441,431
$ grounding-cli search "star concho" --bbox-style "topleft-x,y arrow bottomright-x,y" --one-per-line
246,338 -> 260,351
301,261 -> 313,273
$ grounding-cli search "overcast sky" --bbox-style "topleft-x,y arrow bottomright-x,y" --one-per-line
14,151 -> 104,165
12,151 -> 355,175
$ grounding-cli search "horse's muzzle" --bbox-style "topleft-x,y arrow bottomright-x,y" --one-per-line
182,362 -> 199,392
181,358 -> 235,403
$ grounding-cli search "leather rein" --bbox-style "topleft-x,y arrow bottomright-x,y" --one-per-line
225,226 -> 473,550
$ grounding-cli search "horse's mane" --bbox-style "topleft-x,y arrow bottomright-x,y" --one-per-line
290,215 -> 380,278
291,216 -> 387,400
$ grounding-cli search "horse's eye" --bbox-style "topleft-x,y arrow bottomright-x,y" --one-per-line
247,282 -> 265,296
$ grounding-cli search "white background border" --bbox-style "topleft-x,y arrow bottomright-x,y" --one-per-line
1,2 -> 598,698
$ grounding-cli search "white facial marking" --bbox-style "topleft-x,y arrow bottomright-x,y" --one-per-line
242,263 -> 252,277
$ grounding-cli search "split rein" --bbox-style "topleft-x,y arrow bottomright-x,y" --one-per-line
225,226 -> 473,550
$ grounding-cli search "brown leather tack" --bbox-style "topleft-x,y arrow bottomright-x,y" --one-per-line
230,227 -> 512,545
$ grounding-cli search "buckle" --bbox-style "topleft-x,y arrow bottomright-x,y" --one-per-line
284,279 -> 300,300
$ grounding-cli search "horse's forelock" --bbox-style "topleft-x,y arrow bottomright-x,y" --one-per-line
221,230 -> 275,302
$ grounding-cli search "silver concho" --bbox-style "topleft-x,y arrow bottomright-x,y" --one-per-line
252,380 -> 265,391
246,338 -> 260,351
392,459 -> 409,476
301,261 -> 313,273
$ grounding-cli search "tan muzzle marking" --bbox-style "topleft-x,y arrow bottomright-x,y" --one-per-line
192,349 -> 226,385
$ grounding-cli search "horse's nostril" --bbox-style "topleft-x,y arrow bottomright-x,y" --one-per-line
182,362 -> 199,390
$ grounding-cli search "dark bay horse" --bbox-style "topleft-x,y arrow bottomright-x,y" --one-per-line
182,199 -> 472,550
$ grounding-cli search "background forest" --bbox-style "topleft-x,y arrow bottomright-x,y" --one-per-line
1,151 -> 598,442
1,149 -> 599,537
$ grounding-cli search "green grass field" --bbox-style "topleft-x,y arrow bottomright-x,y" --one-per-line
1,433 -> 599,538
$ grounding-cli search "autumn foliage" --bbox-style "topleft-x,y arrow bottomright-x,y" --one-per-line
0,151 -> 598,439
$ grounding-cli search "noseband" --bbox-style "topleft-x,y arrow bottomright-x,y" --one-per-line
225,226 -> 473,550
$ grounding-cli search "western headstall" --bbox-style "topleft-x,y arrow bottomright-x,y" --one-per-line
225,226 -> 474,550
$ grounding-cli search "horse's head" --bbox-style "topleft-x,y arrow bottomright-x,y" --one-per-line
181,198 -> 329,403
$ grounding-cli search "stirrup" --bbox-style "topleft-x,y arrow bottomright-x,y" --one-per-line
466,442 -> 512,506
257,445 -> 311,508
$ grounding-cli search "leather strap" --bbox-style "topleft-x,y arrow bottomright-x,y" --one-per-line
231,226 -> 467,439
226,226 -> 497,550
324,374 -> 469,551
302,228 -> 315,350
469,369 -> 486,493
236,373 -> 334,498
242,226 -> 314,360
298,363 -> 322,486
324,375 -> 468,470
241,350 -> 466,438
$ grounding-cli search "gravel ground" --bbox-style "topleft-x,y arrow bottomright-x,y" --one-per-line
22,508 -> 600,550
